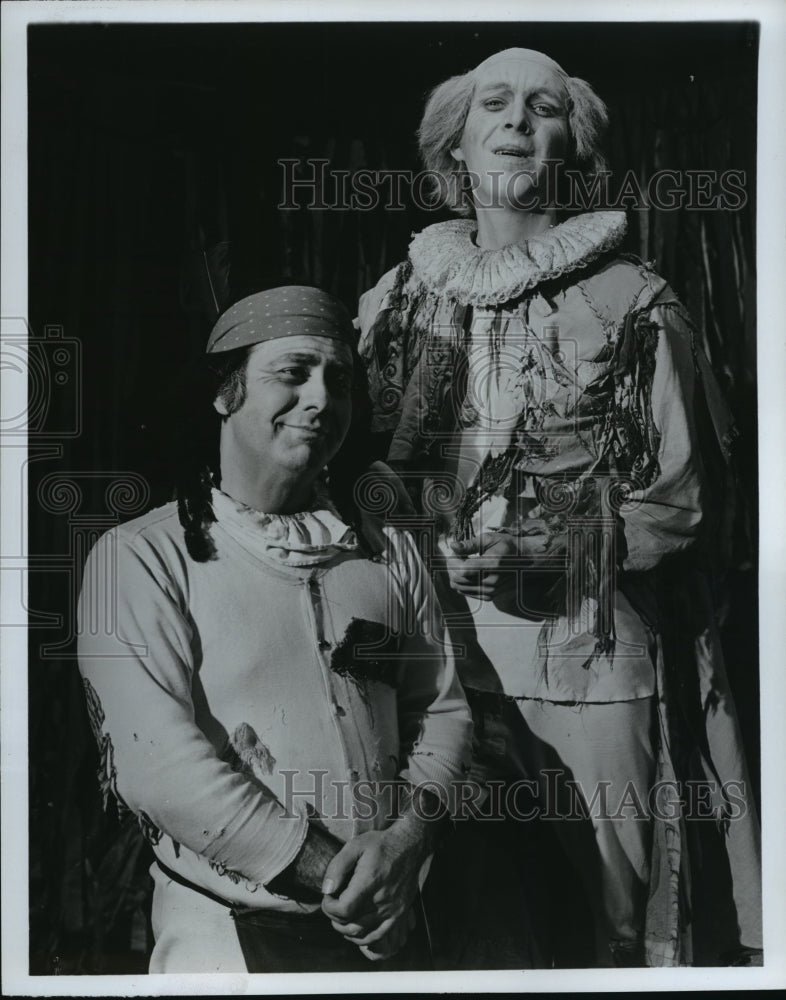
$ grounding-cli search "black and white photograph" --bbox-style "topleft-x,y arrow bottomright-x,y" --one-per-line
2,0 -> 785,993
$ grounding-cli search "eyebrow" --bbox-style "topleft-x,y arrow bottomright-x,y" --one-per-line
274,351 -> 322,365
477,82 -> 563,102
270,351 -> 353,371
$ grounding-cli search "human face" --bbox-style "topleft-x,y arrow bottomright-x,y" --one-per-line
215,335 -> 353,488
452,52 -> 570,212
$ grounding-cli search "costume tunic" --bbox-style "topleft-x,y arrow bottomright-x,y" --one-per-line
357,211 -> 761,966
77,487 -> 472,972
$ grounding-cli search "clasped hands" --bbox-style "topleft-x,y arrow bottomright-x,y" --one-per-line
319,809 -> 429,961
445,529 -> 549,601
266,785 -> 440,962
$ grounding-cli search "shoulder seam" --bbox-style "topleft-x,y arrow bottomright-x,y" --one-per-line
113,503 -> 181,543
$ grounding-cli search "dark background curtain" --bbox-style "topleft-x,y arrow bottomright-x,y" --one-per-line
26,21 -> 758,973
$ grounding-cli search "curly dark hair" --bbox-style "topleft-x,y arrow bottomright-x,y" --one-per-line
172,343 -> 379,562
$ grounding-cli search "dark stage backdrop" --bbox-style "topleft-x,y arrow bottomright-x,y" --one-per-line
26,21 -> 759,973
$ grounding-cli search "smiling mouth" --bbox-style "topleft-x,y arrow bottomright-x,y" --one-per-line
279,424 -> 328,437
493,147 -> 532,158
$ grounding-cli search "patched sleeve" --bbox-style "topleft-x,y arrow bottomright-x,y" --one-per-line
620,302 -> 708,571
385,529 -> 473,811
76,529 -> 308,886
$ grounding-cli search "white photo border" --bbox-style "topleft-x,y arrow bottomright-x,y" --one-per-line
2,0 -> 785,994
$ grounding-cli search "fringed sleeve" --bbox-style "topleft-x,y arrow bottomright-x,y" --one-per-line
618,298 -> 710,572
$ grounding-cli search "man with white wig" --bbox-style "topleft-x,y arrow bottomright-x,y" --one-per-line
359,47 -> 762,967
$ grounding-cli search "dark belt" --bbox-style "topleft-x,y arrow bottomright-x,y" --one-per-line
156,857 -> 236,908
155,858 -> 433,973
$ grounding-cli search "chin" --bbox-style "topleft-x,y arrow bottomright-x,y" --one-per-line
281,445 -> 333,475
507,179 -> 545,211
284,452 -> 322,473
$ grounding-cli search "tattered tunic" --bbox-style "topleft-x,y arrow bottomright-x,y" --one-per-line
357,212 -> 761,965
77,489 -> 472,970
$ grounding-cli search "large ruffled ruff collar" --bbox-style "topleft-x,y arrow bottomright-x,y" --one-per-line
211,486 -> 358,567
408,211 -> 627,306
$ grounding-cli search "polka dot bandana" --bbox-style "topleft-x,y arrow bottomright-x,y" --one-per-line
206,286 -> 356,354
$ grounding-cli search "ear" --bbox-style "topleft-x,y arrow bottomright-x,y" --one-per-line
450,147 -> 465,164
213,394 -> 230,417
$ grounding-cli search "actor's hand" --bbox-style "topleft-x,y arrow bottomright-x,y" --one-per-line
320,813 -> 429,944
446,531 -> 533,600
357,907 -> 417,962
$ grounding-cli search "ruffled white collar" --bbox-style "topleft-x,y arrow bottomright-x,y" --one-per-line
211,486 -> 358,567
408,211 -> 627,306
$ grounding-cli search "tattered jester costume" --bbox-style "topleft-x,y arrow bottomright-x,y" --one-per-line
358,212 -> 762,966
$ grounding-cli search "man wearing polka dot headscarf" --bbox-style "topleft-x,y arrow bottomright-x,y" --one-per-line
77,286 -> 473,972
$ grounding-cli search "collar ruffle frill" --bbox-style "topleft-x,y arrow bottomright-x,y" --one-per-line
408,211 -> 627,307
210,486 -> 358,567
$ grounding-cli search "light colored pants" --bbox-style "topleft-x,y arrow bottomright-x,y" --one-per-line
514,697 -> 656,965
149,864 -> 246,973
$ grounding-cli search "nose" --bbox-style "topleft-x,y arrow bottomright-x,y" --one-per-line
504,97 -> 533,134
299,369 -> 330,413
